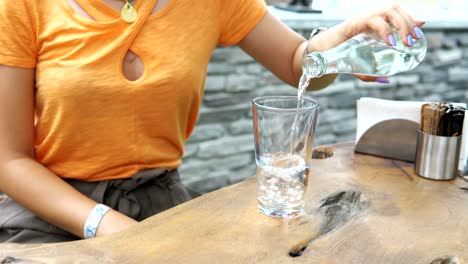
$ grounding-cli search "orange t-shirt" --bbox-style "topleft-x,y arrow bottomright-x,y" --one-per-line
0,0 -> 266,181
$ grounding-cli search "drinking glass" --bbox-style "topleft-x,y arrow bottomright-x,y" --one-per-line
252,96 -> 319,219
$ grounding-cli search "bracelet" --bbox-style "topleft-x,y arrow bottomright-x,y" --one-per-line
304,27 -> 328,56
83,204 -> 111,239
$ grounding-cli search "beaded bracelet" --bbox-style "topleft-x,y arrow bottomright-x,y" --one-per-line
83,204 -> 111,239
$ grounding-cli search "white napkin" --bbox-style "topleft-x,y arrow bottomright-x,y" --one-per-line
355,97 -> 426,144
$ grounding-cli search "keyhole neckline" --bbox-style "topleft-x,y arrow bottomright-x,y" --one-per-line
119,49 -> 148,85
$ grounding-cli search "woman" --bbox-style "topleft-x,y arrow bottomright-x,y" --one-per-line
0,0 -> 423,243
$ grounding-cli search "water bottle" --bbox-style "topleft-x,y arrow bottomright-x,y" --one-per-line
302,28 -> 427,78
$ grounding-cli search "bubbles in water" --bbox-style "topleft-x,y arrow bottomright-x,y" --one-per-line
257,153 -> 307,209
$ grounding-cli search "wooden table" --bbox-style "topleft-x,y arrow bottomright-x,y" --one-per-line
1,142 -> 468,263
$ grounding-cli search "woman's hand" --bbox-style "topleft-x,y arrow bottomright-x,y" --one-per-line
238,4 -> 424,90
340,4 -> 425,46
308,4 -> 425,83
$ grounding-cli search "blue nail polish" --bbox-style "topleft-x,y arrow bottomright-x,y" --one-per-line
407,34 -> 413,46
376,77 -> 390,84
387,34 -> 396,46
413,26 -> 423,39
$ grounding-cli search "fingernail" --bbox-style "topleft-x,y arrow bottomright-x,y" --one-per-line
376,77 -> 390,84
407,34 -> 414,46
413,26 -> 423,39
387,34 -> 396,46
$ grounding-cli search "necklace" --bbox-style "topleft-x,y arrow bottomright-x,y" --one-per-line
121,0 -> 137,23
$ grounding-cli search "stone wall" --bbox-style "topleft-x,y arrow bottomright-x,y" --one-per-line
180,24 -> 468,194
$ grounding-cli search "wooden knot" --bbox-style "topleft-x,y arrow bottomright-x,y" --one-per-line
289,190 -> 369,258
1,257 -> 22,263
318,190 -> 369,234
429,256 -> 460,264
312,147 -> 334,159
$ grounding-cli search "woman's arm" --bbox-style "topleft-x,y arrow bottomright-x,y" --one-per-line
0,65 -> 137,238
238,5 -> 425,90
238,10 -> 338,90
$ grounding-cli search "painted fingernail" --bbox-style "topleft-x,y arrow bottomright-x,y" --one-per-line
376,77 -> 390,84
387,34 -> 396,46
413,26 -> 423,39
407,34 -> 414,46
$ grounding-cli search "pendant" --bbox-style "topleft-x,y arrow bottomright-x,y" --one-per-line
121,2 -> 137,23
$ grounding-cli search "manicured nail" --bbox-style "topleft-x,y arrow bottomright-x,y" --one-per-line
407,34 -> 414,46
387,34 -> 396,46
376,77 -> 390,84
413,26 -> 423,39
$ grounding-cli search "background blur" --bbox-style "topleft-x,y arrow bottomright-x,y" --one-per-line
180,0 -> 468,194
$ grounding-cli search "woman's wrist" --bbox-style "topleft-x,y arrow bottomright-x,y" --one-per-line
304,27 -> 328,56
306,23 -> 348,53
93,208 -> 138,238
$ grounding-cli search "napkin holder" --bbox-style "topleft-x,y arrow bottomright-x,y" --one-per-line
355,119 -> 419,162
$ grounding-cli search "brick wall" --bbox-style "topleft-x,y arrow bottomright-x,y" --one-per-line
266,0 -> 288,4
180,26 -> 468,194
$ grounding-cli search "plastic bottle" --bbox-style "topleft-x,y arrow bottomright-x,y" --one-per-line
302,28 -> 427,78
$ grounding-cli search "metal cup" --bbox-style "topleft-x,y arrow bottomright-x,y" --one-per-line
458,110 -> 468,176
414,130 -> 462,180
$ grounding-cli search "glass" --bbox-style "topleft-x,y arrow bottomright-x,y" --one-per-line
252,96 -> 320,219
303,27 -> 427,78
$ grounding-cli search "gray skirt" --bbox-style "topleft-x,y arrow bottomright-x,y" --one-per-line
0,168 -> 196,243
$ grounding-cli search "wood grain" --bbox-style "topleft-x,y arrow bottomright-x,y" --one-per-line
1,142 -> 467,263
